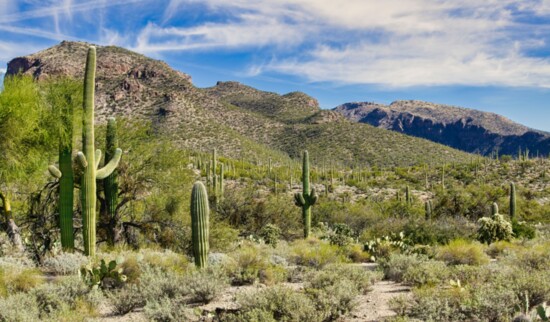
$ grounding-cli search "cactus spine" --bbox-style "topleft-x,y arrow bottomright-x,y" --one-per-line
510,183 -> 516,219
104,117 -> 119,245
294,151 -> 318,238
191,181 -> 209,268
79,47 -> 122,256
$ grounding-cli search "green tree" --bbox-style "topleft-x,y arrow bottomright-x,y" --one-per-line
43,77 -> 83,251
0,75 -> 52,249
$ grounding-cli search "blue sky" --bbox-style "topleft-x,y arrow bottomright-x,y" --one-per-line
2,1 -> 550,131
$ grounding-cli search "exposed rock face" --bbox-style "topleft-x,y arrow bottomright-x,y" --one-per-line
334,101 -> 550,156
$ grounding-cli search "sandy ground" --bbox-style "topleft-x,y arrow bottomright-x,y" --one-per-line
346,280 -> 410,322
91,263 -> 410,322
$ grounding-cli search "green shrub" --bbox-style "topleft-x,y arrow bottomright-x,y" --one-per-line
402,260 -> 449,287
42,252 -> 89,275
235,286 -> 319,322
108,283 -> 146,315
183,267 -> 229,303
259,224 -> 281,248
10,269 -> 44,293
144,296 -> 192,322
227,244 -> 269,285
32,276 -> 90,316
436,239 -> 489,266
291,238 -> 348,269
381,253 -> 425,282
0,292 -> 40,321
512,219 -> 536,240
138,264 -> 187,301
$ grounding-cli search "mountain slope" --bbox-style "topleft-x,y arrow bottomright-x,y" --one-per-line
6,41 -> 472,166
334,100 -> 550,156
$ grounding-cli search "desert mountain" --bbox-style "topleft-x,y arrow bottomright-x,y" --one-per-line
334,100 -> 550,156
6,41 -> 471,166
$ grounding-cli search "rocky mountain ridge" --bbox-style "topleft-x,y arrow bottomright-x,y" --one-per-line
334,100 -> 550,156
5,41 -> 472,166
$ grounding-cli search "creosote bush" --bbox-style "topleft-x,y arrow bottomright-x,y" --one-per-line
436,239 -> 489,266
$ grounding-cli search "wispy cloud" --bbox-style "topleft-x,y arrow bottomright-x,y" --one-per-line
134,0 -> 550,87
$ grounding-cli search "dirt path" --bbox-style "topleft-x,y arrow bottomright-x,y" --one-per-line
347,280 -> 410,322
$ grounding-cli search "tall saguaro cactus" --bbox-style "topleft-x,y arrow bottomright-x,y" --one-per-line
104,117 -> 119,244
48,144 -> 75,250
294,151 -> 318,238
191,181 -> 210,268
79,46 -> 122,256
510,183 -> 516,220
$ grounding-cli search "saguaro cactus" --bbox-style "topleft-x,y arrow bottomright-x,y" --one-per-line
49,145 -> 75,250
79,46 -> 122,256
294,151 -> 318,238
510,183 -> 516,220
191,181 -> 209,268
104,117 -> 119,244
492,202 -> 499,217
425,200 -> 432,220
405,186 -> 411,205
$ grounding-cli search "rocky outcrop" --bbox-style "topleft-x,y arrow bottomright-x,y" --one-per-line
334,101 -> 550,156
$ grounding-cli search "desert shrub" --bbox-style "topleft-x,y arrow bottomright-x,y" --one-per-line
183,267 -> 229,303
108,283 -> 146,315
403,217 -> 476,246
477,213 -> 513,244
512,219 -> 536,240
259,224 -> 281,248
227,244 -> 269,285
322,223 -> 355,247
403,283 -> 517,321
8,268 -> 44,293
235,286 -> 319,322
343,243 -> 371,263
144,296 -> 192,322
486,240 -> 519,258
139,249 -> 189,273
307,278 -> 358,321
291,238 -> 348,268
380,253 -> 426,282
32,276 -> 90,315
402,260 -> 449,287
436,239 -> 489,266
259,264 -> 288,286
42,252 -> 89,275
138,264 -> 187,301
0,292 -> 40,321
505,269 -> 550,309
505,243 -> 550,271
448,265 -> 494,286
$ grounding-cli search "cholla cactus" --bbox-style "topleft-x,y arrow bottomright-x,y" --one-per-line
477,202 -> 513,244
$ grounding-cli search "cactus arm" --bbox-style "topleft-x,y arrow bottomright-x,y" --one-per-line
308,188 -> 318,205
96,148 -> 122,179
76,152 -> 88,168
294,192 -> 305,207
48,165 -> 62,178
95,149 -> 102,170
